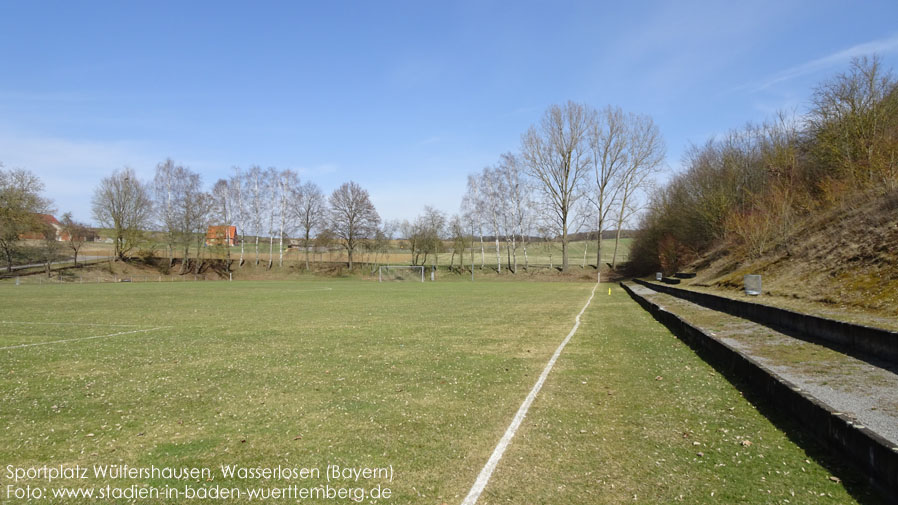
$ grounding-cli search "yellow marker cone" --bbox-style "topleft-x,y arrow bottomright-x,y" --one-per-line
608,287 -> 612,295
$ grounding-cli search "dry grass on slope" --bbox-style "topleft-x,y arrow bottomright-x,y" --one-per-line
687,190 -> 898,320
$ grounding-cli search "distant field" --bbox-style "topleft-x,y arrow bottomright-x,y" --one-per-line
0,279 -> 871,504
72,238 -> 631,269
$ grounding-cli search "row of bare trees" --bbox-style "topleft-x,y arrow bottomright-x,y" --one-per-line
462,101 -> 664,276
90,162 -> 381,271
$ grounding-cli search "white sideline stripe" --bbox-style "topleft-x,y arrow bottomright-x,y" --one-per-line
0,321 -> 141,327
0,327 -> 169,350
460,282 -> 599,505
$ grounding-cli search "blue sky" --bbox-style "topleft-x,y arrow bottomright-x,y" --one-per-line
2,0 -> 898,225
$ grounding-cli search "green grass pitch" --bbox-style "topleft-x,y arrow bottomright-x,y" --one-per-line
0,280 -> 878,504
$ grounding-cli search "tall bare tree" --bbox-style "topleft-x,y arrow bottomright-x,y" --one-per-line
244,165 -> 268,266
293,181 -> 325,270
92,167 -> 152,261
154,159 -> 185,268
189,190 -> 213,274
229,167 -> 248,266
477,166 -> 507,272
274,169 -> 300,267
211,179 -> 234,269
329,181 -> 380,269
588,106 -> 628,279
498,152 -> 532,273
173,167 -> 207,274
0,166 -> 51,272
420,206 -> 446,267
264,167 -> 279,268
462,174 -> 486,269
611,113 -> 665,269
521,101 -> 594,272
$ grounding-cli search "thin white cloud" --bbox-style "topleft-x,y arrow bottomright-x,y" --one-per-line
745,33 -> 898,92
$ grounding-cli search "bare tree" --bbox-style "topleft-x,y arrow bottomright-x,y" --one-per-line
264,167 -> 279,269
189,191 -> 213,274
211,179 -> 235,269
92,167 -> 153,261
521,101 -> 594,272
588,106 -> 628,279
0,166 -> 51,272
244,165 -> 268,266
154,159 -> 184,268
807,55 -> 898,190
498,152 -> 532,273
611,113 -> 665,269
448,214 -> 468,270
174,167 -> 206,274
293,181 -> 325,270
329,181 -> 380,269
274,169 -> 300,268
60,212 -> 91,267
478,166 -> 507,272
421,206 -> 446,267
38,223 -> 64,277
462,174 -> 485,269
229,167 -> 248,266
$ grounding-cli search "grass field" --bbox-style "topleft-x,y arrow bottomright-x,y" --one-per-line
0,280 -> 878,504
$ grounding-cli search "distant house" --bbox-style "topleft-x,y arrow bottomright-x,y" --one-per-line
205,225 -> 239,246
19,214 -> 66,241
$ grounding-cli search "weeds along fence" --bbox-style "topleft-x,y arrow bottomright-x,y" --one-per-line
0,274 -> 214,286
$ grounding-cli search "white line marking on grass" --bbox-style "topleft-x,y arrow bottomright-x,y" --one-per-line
0,321 -> 141,327
0,327 -> 169,350
460,282 -> 599,505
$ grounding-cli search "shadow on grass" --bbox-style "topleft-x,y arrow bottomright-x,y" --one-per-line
689,344 -> 886,505
625,283 -> 889,505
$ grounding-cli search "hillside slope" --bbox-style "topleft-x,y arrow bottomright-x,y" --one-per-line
685,189 -> 898,317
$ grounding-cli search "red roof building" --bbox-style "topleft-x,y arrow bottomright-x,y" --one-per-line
205,225 -> 238,246
19,214 -> 67,241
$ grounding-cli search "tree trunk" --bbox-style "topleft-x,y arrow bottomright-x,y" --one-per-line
511,234 -> 517,273
268,236 -> 274,269
239,235 -> 245,266
596,221 -> 603,283
583,239 -> 588,268
612,221 -> 624,270
254,236 -> 259,265
304,232 -> 311,271
479,233 -> 484,269
180,244 -> 190,274
561,228 -> 569,272
225,237 -> 232,270
495,235 -> 501,273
